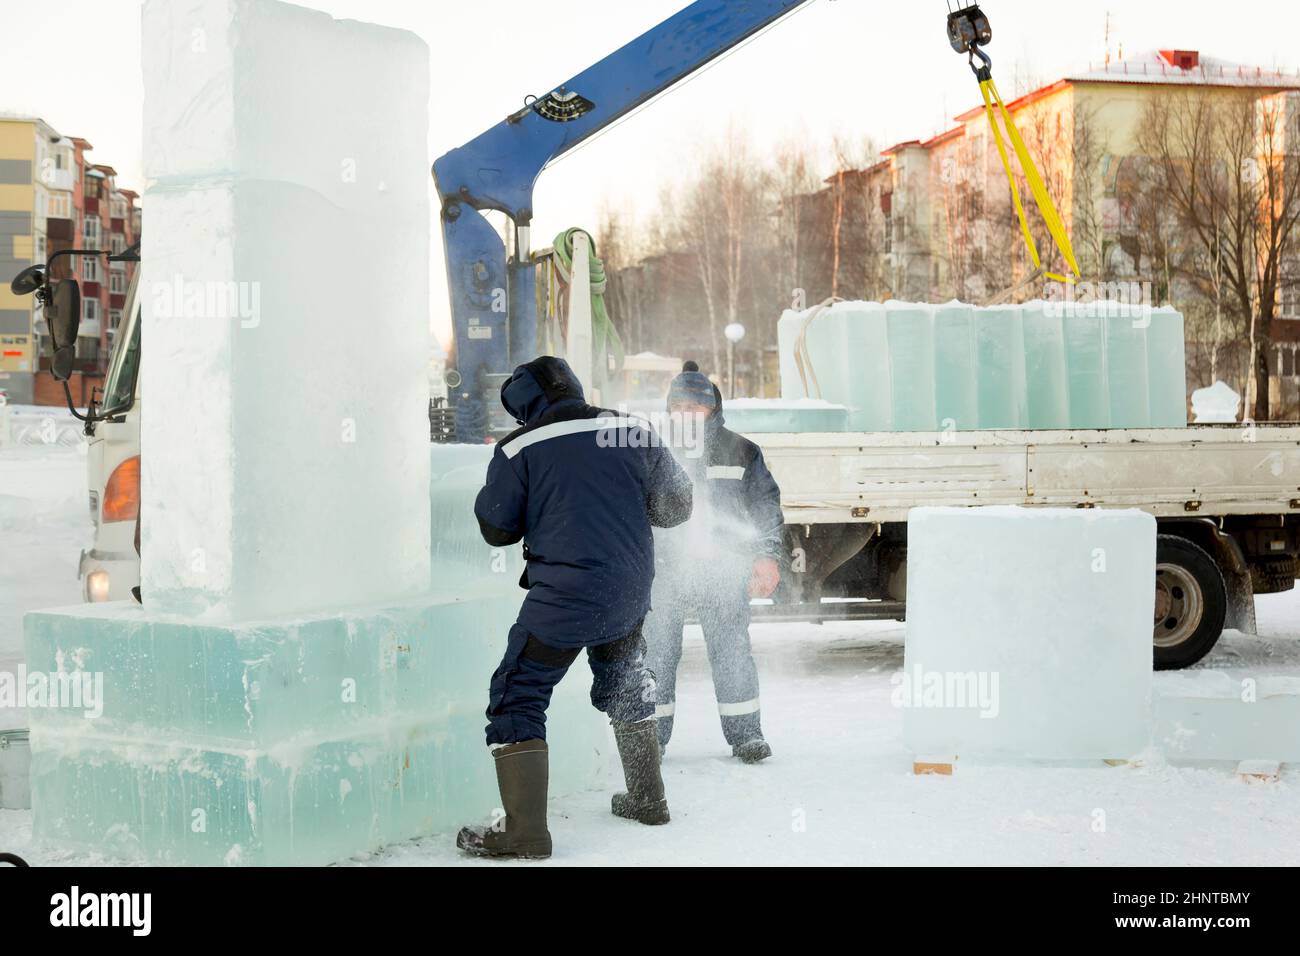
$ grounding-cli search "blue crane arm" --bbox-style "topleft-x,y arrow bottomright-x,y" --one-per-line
433,0 -> 809,441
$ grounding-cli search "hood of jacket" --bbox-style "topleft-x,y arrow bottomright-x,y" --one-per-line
500,356 -> 586,426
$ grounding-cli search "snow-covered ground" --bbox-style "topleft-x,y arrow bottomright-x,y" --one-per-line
2,444 -> 1298,866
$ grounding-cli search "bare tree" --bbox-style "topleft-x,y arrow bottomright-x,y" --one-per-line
1136,90 -> 1300,420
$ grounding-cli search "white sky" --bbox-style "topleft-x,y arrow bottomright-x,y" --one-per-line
2,0 -> 1295,349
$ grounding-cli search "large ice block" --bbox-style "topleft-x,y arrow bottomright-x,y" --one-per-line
1153,672 -> 1300,762
933,302 -> 977,432
904,506 -> 1154,761
886,302 -> 936,432
22,446 -> 607,864
24,596 -> 608,866
1020,302 -> 1070,429
1146,307 -> 1188,427
140,0 -> 431,621
837,301 -> 893,431
1105,312 -> 1152,428
973,306 -> 1026,429
719,399 -> 848,434
1062,312 -> 1110,429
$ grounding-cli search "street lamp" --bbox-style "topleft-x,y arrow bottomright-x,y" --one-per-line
724,322 -> 745,400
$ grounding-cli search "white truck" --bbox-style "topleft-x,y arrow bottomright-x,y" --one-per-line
19,267 -> 1300,670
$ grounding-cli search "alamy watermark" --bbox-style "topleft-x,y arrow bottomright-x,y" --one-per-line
891,664 -> 1000,719
151,275 -> 261,328
0,666 -> 104,720
594,408 -> 709,458
1044,279 -> 1155,327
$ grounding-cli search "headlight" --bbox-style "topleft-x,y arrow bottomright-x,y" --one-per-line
86,570 -> 111,603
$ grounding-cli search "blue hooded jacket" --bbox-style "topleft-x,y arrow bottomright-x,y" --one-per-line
474,357 -> 693,647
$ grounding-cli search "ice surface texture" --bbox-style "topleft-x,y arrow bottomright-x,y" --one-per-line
140,0 -> 432,620
904,506 -> 1155,761
23,447 -> 605,865
779,301 -> 1187,432
24,592 -> 606,865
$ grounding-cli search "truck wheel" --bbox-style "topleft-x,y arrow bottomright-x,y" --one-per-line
1153,535 -> 1227,671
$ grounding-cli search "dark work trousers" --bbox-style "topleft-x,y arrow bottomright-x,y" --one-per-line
485,620 -> 656,746
643,561 -> 762,749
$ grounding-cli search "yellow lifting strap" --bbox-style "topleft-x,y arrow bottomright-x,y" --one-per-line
978,75 -> 1081,283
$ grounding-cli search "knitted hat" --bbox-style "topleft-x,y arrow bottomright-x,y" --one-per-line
667,361 -> 718,409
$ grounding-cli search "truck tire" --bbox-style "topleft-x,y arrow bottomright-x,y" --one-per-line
1154,534 -> 1228,671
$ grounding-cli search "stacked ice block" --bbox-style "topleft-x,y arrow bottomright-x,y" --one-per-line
22,0 -> 606,865
779,300 -> 1187,432
903,506 -> 1155,762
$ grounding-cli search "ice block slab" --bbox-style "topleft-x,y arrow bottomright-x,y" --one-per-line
1020,302 -> 1070,429
718,399 -> 848,434
1152,672 -> 1300,762
904,506 -> 1155,761
886,303 -> 936,432
1146,307 -> 1188,427
933,302 -> 977,432
140,0 -> 431,621
974,306 -> 1026,429
23,596 -> 607,865
1105,313 -> 1152,428
1062,313 -> 1110,429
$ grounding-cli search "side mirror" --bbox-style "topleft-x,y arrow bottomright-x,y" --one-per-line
9,264 -> 45,296
44,278 -> 82,383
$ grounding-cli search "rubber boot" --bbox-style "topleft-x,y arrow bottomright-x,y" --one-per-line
732,738 -> 773,764
456,739 -> 552,859
610,719 -> 670,825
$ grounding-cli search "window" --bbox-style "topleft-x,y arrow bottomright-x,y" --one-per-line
48,194 -> 70,218
109,269 -> 126,294
83,216 -> 101,245
1281,347 -> 1296,378
109,309 -> 123,330
84,177 -> 101,200
82,298 -> 99,322
1283,278 -> 1300,318
110,198 -> 127,219
35,233 -> 45,264
75,337 -> 99,362
82,256 -> 100,283
110,234 -> 125,255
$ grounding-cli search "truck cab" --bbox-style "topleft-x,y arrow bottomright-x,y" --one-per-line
79,269 -> 142,602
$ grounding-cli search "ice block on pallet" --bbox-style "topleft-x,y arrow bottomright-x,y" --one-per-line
933,302 -> 977,432
1062,312 -> 1110,429
973,306 -> 1026,429
886,302 -> 936,432
1020,301 -> 1070,429
904,506 -> 1154,761
1146,307 -> 1188,427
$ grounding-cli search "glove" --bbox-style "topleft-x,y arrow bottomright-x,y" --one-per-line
747,557 -> 781,599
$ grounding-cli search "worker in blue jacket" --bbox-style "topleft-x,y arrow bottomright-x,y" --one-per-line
457,356 -> 693,860
643,362 -> 785,763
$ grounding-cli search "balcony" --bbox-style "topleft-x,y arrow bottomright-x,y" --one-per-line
78,318 -> 101,339
43,168 -> 74,192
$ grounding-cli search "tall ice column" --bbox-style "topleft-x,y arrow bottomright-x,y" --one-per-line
139,0 -> 431,620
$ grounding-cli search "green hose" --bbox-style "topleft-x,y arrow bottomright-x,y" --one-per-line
551,227 -> 624,395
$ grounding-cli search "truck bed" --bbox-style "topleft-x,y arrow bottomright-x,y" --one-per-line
754,425 -> 1300,524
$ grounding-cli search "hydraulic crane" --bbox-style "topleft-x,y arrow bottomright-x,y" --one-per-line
432,2 -> 1058,443
433,0 -> 810,443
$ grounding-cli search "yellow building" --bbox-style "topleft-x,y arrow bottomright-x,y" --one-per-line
0,115 -> 75,404
859,50 -> 1300,303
